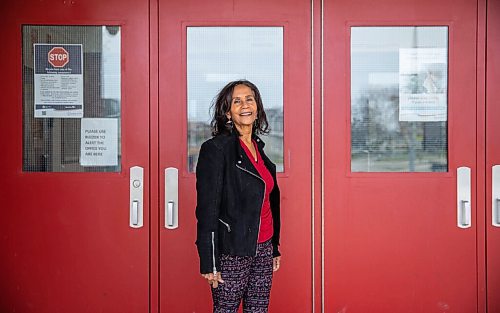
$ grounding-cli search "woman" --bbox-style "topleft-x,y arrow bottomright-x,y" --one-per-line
195,80 -> 281,313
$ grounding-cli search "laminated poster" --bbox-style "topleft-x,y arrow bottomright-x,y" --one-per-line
34,43 -> 83,118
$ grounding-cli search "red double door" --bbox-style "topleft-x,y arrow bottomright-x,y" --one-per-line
1,0 -> 311,312
1,0 -> 499,312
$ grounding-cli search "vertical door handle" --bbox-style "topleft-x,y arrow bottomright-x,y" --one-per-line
132,200 -> 139,226
492,165 -> 500,227
457,167 -> 471,229
495,198 -> 500,226
165,167 -> 179,229
130,166 -> 144,228
460,200 -> 471,227
167,201 -> 174,227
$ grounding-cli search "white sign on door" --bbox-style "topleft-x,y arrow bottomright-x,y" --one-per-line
80,118 -> 118,166
399,48 -> 448,122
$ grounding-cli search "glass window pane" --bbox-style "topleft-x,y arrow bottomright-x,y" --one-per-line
351,26 -> 448,172
23,25 -> 121,172
187,27 -> 284,172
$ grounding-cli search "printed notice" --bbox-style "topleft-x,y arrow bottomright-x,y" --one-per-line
80,118 -> 118,166
34,44 -> 84,118
399,48 -> 448,122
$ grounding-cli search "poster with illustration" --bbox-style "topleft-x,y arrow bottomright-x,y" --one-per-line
399,48 -> 447,122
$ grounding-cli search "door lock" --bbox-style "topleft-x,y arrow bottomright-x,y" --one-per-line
130,166 -> 144,228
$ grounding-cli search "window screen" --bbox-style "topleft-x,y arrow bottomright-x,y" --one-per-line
187,27 -> 284,172
23,25 -> 121,172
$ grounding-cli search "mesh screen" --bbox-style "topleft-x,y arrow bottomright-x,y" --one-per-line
23,25 -> 121,172
187,27 -> 284,172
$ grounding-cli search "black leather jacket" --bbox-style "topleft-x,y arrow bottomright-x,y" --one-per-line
195,130 -> 281,274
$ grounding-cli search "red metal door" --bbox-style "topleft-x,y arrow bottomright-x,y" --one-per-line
486,0 -> 500,311
0,1 -> 150,312
158,0 -> 312,312
323,0 -> 478,312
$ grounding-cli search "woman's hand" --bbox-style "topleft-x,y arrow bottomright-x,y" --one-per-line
202,272 -> 224,288
273,256 -> 281,272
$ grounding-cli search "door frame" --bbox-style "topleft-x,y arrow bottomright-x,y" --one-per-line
149,0 -> 160,311
476,0 -> 487,312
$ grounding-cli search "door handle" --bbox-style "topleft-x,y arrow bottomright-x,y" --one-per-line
495,198 -> 500,227
457,167 -> 471,229
130,166 -> 144,228
167,201 -> 175,227
460,200 -> 471,227
165,167 -> 179,229
132,200 -> 139,226
493,165 -> 500,227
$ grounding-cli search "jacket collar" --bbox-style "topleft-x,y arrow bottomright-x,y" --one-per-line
231,128 -> 265,178
230,128 -> 265,148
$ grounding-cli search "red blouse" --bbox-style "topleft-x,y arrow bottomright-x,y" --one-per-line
240,139 -> 275,243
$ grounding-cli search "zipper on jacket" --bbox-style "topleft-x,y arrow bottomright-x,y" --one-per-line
235,164 -> 266,256
211,231 -> 217,274
218,219 -> 231,232
256,219 -> 262,256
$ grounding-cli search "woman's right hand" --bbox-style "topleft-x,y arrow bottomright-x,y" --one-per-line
202,272 -> 224,288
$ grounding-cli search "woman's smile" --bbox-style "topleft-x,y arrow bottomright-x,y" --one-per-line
227,84 -> 258,130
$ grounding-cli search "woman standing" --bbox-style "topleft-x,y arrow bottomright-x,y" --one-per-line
195,80 -> 281,313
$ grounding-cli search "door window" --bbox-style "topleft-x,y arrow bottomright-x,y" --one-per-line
186,27 -> 284,172
22,25 -> 121,172
350,26 -> 448,172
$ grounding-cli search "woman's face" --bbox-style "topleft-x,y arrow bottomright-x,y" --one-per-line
226,84 -> 258,130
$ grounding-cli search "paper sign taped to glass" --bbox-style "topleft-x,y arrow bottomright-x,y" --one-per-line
80,118 -> 118,166
33,43 -> 84,118
398,48 -> 448,122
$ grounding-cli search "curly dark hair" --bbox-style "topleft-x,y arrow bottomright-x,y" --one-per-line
210,80 -> 269,136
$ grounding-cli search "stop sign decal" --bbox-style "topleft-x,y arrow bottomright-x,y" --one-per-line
48,47 -> 69,68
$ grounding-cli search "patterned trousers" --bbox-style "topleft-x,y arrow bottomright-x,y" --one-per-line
211,240 -> 274,313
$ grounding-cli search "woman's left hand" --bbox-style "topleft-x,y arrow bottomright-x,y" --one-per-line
273,256 -> 281,272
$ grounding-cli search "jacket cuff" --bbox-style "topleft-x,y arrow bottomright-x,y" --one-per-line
272,242 -> 281,257
196,233 -> 220,274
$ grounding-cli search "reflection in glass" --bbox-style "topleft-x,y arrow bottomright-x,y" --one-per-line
23,25 -> 121,172
187,27 -> 284,172
351,27 -> 448,172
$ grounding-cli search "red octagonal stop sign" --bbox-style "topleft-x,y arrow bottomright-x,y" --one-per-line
48,47 -> 69,68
